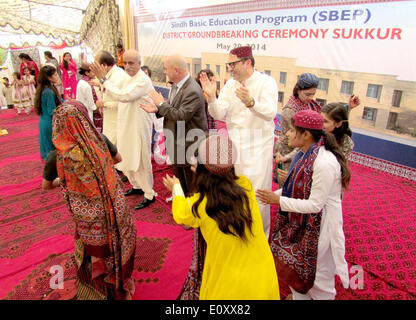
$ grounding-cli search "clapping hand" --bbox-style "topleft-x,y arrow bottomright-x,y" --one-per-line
90,62 -> 108,80
235,82 -> 252,107
199,72 -> 217,103
139,98 -> 158,113
256,189 -> 280,205
274,152 -> 288,164
163,174 -> 180,192
149,90 -> 164,106
277,169 -> 288,183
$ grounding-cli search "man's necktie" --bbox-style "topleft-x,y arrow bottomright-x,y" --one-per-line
169,84 -> 178,104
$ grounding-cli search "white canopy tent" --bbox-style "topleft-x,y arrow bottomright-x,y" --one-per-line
0,0 -> 125,80
0,0 -> 90,48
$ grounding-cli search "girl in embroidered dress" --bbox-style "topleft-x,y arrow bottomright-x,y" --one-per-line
60,52 -> 78,100
22,66 -> 36,113
19,53 -> 39,80
321,101 -> 359,159
164,134 -> 280,300
257,110 -> 351,300
11,72 -> 31,115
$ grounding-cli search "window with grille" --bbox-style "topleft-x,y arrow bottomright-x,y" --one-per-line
362,107 -> 377,121
194,64 -> 201,75
317,78 -> 329,92
367,84 -> 382,100
341,81 -> 354,95
280,72 -> 287,84
392,90 -> 402,107
278,91 -> 284,103
387,112 -> 398,129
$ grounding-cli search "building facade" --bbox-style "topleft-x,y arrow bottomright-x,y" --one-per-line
145,52 -> 416,141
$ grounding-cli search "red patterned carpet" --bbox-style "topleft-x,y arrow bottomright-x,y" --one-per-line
0,109 -> 415,300
0,109 -> 192,300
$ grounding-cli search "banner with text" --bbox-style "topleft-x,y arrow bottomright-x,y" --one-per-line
135,0 -> 416,81
134,0 -> 416,143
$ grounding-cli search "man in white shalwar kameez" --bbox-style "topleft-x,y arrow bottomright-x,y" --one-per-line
91,50 -> 155,210
199,46 -> 278,238
94,51 -> 128,146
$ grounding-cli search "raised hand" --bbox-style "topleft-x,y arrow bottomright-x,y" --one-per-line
199,72 -> 217,103
349,94 -> 360,110
90,62 -> 108,80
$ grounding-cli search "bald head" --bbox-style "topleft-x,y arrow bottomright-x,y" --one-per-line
123,49 -> 141,63
165,55 -> 187,71
123,49 -> 142,76
164,54 -> 189,83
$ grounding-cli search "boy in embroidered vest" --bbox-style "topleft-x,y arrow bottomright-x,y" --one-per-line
257,110 -> 350,300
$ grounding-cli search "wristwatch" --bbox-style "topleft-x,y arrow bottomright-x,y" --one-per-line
246,97 -> 255,108
156,101 -> 163,111
99,77 -> 107,85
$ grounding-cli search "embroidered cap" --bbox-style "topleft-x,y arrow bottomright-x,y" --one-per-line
229,45 -> 253,58
197,134 -> 238,175
293,110 -> 324,130
297,73 -> 319,90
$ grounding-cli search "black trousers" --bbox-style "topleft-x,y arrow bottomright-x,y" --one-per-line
171,165 -> 194,197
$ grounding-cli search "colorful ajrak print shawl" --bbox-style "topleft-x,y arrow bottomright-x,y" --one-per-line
284,95 -> 322,114
179,229 -> 206,300
270,142 -> 322,294
52,100 -> 136,299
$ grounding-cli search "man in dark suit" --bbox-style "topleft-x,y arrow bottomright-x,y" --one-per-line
140,54 -> 207,196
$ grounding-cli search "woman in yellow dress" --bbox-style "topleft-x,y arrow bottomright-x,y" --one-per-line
163,134 -> 280,300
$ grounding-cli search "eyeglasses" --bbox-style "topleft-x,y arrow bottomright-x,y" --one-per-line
226,58 -> 246,68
